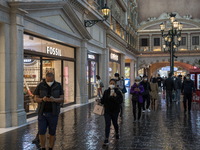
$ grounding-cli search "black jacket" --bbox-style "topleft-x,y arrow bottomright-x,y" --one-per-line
101,88 -> 123,113
140,81 -> 151,96
181,79 -> 195,94
34,81 -> 64,115
164,77 -> 174,91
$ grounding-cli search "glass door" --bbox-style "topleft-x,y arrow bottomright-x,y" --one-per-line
88,61 -> 98,98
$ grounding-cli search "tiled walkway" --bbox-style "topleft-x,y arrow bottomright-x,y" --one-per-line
1,93 -> 200,150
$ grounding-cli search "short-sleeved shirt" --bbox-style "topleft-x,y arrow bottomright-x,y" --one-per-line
34,81 -> 64,113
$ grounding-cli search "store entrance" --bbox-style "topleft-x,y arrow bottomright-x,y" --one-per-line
24,54 -> 75,115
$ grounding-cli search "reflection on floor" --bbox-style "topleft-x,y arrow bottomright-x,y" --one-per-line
0,92 -> 200,150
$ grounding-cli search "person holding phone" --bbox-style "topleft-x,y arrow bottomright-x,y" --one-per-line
34,72 -> 64,150
100,79 -> 123,146
130,76 -> 144,122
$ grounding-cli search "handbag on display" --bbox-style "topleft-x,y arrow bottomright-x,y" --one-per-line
93,103 -> 104,115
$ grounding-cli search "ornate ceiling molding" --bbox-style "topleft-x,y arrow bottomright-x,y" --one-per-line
138,12 -> 200,31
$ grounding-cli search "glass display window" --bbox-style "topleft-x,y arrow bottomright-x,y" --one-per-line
109,62 -> 121,78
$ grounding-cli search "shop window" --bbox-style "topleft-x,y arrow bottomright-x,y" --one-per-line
192,36 -> 199,45
154,38 -> 160,46
180,37 -> 186,46
140,38 -> 149,46
63,61 -> 75,104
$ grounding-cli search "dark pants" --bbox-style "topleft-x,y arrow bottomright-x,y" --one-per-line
132,100 -> 142,120
120,104 -> 123,117
142,95 -> 150,110
104,112 -> 119,139
183,93 -> 192,111
166,90 -> 173,104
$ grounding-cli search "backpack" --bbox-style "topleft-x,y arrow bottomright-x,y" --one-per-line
100,82 -> 104,88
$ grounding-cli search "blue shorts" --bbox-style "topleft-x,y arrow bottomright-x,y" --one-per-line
38,113 -> 59,136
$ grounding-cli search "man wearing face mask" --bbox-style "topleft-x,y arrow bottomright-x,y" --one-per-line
140,75 -> 151,112
34,72 -> 64,150
181,74 -> 195,114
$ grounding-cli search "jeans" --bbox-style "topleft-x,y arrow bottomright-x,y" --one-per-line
104,112 -> 119,138
142,95 -> 150,110
38,113 -> 59,136
177,89 -> 181,102
166,90 -> 173,104
132,100 -> 142,120
183,93 -> 192,111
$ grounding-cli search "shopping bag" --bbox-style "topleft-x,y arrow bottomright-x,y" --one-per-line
93,104 -> 104,115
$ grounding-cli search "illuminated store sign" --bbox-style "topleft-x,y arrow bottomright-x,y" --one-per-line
46,46 -> 62,56
88,54 -> 95,60
110,53 -> 119,61
24,59 -> 35,64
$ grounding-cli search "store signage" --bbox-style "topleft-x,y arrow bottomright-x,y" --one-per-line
110,53 -> 119,61
46,46 -> 62,56
24,59 -> 35,64
88,54 -> 95,60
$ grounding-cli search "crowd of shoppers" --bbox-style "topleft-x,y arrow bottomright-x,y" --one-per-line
31,71 -> 196,148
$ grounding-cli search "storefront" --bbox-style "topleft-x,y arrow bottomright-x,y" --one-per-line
109,51 -> 121,77
23,34 -> 75,114
87,53 -> 99,98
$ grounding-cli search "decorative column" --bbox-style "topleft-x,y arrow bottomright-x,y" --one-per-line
0,23 -> 12,127
130,60 -> 135,86
149,34 -> 152,51
76,40 -> 88,104
120,54 -> 125,77
99,47 -> 109,89
187,33 -> 191,50
10,8 -> 26,127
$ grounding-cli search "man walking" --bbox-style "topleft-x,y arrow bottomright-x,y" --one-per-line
182,74 -> 195,114
164,73 -> 174,106
140,75 -> 151,112
34,72 -> 64,150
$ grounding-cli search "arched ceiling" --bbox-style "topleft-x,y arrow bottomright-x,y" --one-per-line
137,0 -> 200,24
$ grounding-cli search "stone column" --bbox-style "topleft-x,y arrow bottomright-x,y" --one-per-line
149,34 -> 152,51
99,47 -> 109,89
120,54 -> 125,77
0,23 -> 12,128
187,33 -> 191,50
76,40 -> 88,104
130,60 -> 135,86
10,8 -> 26,127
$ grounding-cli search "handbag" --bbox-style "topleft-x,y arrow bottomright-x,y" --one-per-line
122,86 -> 127,94
93,103 -> 104,115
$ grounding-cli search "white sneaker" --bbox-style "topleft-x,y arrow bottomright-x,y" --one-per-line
142,110 -> 146,113
147,109 -> 151,112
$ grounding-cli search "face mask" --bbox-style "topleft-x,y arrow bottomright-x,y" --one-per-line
109,85 -> 115,89
136,82 -> 140,85
144,78 -> 147,81
186,77 -> 190,80
46,81 -> 54,87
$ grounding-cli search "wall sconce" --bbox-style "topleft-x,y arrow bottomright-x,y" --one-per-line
84,4 -> 110,27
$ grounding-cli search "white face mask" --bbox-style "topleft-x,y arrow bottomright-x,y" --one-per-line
136,82 -> 140,85
186,77 -> 190,80
144,78 -> 147,81
46,81 -> 54,87
109,85 -> 115,89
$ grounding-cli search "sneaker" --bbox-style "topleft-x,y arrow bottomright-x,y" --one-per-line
147,109 -> 151,112
103,139 -> 109,145
142,110 -> 146,113
115,134 -> 119,139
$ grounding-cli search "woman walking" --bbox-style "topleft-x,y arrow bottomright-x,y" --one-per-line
130,77 -> 144,122
150,77 -> 159,105
96,75 -> 103,98
101,79 -> 123,145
